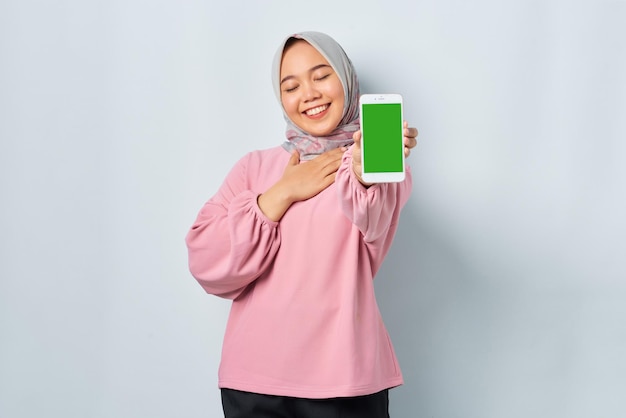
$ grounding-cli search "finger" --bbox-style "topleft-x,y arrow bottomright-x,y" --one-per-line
404,127 -> 418,138
314,150 -> 343,172
404,135 -> 417,149
352,130 -> 362,143
317,147 -> 346,165
289,150 -> 300,166
328,151 -> 345,168
322,154 -> 343,170
325,171 -> 338,185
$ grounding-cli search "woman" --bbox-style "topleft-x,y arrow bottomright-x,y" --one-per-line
186,31 -> 418,418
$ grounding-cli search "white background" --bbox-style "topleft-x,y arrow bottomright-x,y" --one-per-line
1,0 -> 625,417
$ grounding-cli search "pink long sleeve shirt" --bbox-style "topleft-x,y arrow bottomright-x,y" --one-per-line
186,145 -> 412,399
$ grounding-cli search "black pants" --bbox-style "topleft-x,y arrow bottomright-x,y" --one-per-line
221,388 -> 390,418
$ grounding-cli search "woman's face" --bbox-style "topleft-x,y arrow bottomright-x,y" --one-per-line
279,40 -> 345,137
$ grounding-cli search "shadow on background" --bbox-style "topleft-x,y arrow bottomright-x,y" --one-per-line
374,203 -> 484,417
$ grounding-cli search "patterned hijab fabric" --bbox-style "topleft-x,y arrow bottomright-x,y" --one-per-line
271,31 -> 360,160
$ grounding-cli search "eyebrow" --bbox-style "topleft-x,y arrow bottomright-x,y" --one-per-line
280,64 -> 332,85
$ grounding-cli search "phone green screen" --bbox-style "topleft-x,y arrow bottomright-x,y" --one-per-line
361,103 -> 403,173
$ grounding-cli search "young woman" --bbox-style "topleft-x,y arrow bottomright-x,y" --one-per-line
186,31 -> 418,418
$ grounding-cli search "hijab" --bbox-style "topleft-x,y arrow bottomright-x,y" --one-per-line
271,31 -> 360,160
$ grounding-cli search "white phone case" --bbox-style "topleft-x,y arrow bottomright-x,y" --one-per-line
359,94 -> 405,183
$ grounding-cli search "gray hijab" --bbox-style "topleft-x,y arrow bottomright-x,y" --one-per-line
271,31 -> 360,160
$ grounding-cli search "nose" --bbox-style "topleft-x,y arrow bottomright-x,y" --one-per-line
301,81 -> 321,102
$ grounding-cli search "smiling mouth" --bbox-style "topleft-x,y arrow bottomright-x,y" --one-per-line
304,104 -> 329,116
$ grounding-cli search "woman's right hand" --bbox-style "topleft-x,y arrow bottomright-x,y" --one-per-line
257,147 -> 345,221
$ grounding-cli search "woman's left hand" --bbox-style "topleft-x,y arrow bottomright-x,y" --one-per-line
401,121 -> 419,157
351,121 -> 419,186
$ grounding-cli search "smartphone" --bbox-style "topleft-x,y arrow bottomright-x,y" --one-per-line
359,94 -> 405,183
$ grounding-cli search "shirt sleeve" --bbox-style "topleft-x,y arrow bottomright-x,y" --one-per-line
185,153 -> 281,299
335,146 -> 413,245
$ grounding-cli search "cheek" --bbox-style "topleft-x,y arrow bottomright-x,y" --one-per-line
333,92 -> 345,118
329,83 -> 345,110
335,94 -> 345,112
281,95 -> 299,117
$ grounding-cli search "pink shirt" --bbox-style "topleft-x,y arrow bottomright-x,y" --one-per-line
186,146 -> 412,399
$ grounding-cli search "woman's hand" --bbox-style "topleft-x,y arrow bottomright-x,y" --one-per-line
258,147 -> 346,221
351,121 -> 419,186
402,121 -> 419,157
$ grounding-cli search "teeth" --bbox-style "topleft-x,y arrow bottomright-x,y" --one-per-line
305,105 -> 328,116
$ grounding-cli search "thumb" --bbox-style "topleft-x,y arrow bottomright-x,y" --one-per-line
352,130 -> 362,145
289,150 -> 300,165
